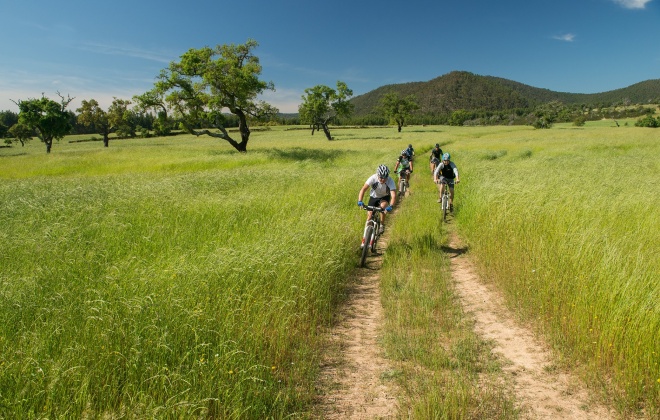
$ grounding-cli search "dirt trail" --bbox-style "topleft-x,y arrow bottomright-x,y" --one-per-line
316,232 -> 399,419
446,232 -> 615,419
316,229 -> 616,419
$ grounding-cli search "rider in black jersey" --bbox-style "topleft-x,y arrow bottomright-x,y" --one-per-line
433,153 -> 460,211
429,143 -> 443,175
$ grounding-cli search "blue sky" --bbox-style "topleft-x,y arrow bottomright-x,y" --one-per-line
1,0 -> 658,113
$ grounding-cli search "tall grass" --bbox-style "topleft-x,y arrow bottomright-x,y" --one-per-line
1,122 -> 658,417
454,123 -> 660,416
0,128 -> 407,417
379,171 -> 518,418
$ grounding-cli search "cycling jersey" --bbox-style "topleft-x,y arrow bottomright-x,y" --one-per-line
430,147 -> 443,160
434,161 -> 458,180
397,156 -> 411,169
365,174 -> 397,198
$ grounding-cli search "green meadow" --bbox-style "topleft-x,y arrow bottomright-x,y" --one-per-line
0,122 -> 658,418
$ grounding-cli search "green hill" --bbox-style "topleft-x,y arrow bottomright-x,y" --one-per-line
350,71 -> 660,116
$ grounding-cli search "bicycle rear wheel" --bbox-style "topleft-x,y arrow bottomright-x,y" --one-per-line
360,225 -> 373,267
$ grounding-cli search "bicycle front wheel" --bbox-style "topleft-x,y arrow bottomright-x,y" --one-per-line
442,194 -> 448,221
360,225 -> 373,267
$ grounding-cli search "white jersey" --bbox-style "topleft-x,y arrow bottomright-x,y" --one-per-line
365,174 -> 397,198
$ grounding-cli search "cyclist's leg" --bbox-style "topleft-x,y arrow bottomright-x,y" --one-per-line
437,178 -> 446,201
377,197 -> 389,232
448,181 -> 455,206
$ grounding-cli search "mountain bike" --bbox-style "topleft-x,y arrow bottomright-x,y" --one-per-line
438,179 -> 454,222
359,205 -> 385,267
397,168 -> 410,196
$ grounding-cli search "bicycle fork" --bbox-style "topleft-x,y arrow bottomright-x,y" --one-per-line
362,221 -> 377,248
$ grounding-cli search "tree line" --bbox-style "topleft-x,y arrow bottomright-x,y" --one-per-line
2,41 -> 659,153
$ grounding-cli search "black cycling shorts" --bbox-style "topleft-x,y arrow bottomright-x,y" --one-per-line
368,195 -> 390,207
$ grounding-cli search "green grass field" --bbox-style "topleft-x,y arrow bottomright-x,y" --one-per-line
0,121 -> 658,418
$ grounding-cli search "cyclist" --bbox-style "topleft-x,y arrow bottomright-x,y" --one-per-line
429,143 -> 443,174
393,149 -> 414,190
405,144 -> 415,161
433,153 -> 460,211
358,165 -> 397,243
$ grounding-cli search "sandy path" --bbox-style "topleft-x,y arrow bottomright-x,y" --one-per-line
447,232 -> 616,419
316,233 -> 399,419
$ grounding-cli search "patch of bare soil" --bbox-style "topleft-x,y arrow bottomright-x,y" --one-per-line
447,232 -> 616,420
316,230 -> 399,419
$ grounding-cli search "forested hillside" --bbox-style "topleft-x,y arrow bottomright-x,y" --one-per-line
350,71 -> 660,116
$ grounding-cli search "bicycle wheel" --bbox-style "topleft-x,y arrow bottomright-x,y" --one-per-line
399,177 -> 406,195
370,224 -> 379,254
442,193 -> 448,221
360,225 -> 373,267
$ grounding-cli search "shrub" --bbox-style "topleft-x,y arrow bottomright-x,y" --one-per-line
634,115 -> 659,127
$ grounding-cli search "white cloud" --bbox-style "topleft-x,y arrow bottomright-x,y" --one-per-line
553,33 -> 576,42
612,0 -> 652,9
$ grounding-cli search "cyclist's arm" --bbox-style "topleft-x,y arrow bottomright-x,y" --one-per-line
433,164 -> 441,183
452,163 -> 459,183
358,183 -> 370,202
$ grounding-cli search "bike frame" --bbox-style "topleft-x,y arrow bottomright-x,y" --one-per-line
360,205 -> 385,266
397,168 -> 410,195
439,179 -> 454,222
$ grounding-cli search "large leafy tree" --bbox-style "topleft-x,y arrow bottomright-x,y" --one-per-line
298,81 -> 353,140
14,93 -> 73,153
77,98 -> 134,147
134,39 -> 277,152
378,92 -> 419,132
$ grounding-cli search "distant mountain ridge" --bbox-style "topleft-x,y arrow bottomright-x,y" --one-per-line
349,71 -> 660,116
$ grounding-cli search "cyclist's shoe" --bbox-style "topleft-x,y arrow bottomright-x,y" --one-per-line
378,225 -> 385,235
360,238 -> 365,249
450,204 -> 454,212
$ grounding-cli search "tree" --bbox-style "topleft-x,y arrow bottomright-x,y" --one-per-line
14,93 -> 73,153
0,110 -> 19,129
7,123 -> 34,146
134,39 -> 277,152
76,98 -> 133,147
448,109 -> 474,126
298,81 -> 353,140
377,92 -> 419,132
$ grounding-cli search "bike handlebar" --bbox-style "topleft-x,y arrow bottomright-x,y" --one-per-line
360,205 -> 386,212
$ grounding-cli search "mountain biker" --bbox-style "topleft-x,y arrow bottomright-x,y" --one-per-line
429,143 -> 443,174
393,149 -> 414,190
405,144 -> 415,161
433,153 -> 460,211
358,165 -> 397,244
